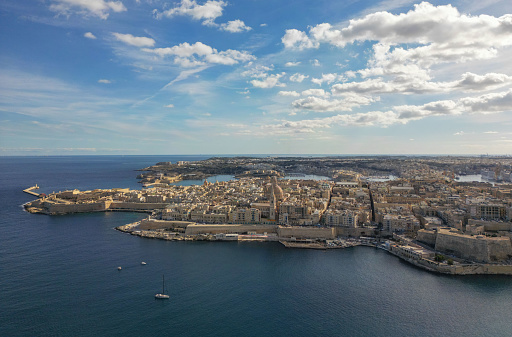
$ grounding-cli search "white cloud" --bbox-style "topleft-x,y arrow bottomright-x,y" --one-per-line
395,100 -> 461,120
155,0 -> 226,26
330,72 -> 512,95
281,29 -> 319,50
454,131 -> 465,136
278,91 -> 300,97
459,89 -> 512,113
311,59 -> 321,67
285,62 -> 301,67
264,110 -> 403,134
291,95 -> 376,112
289,73 -> 309,83
484,131 -> 499,134
242,64 -> 274,78
251,73 -> 286,88
311,73 -> 343,86
272,88 -> 512,133
281,2 -> 512,90
396,89 -> 512,119
164,104 -> 175,108
219,20 -> 251,33
301,89 -> 329,97
98,79 -> 111,83
84,32 -> 97,39
260,23 -> 267,27
112,33 -> 155,47
143,42 -> 255,68
452,72 -> 512,91
283,3 -> 512,51
50,0 -> 126,19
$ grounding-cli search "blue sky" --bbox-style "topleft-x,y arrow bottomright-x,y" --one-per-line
1,0 -> 512,155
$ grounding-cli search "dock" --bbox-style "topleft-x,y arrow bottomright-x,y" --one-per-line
23,185 -> 41,197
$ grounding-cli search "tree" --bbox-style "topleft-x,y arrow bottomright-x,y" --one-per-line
435,254 -> 445,262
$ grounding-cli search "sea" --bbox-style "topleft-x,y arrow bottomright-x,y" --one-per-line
1,155 -> 511,337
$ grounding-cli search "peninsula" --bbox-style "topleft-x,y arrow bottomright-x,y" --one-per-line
24,156 -> 512,275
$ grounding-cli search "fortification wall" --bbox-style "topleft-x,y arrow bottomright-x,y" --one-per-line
335,227 -> 374,237
277,226 -> 335,239
434,229 -> 512,263
487,239 -> 512,261
417,229 -> 437,246
185,224 -> 277,235
138,219 -> 193,230
108,202 -> 168,210
435,231 -> 489,262
44,200 -> 111,214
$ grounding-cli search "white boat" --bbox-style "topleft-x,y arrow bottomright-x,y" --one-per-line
117,266 -> 122,270
155,275 -> 170,299
141,262 -> 147,265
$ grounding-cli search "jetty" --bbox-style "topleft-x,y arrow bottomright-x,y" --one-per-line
23,185 -> 41,197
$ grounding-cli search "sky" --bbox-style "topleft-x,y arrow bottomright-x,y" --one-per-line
1,0 -> 512,156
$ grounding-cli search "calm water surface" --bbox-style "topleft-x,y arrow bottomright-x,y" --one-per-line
1,156 -> 511,336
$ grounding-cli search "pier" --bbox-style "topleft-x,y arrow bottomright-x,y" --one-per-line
23,185 -> 41,197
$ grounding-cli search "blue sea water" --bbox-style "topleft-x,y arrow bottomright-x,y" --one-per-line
1,155 -> 512,337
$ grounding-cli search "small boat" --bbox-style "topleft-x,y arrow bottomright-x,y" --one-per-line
155,275 -> 170,299
117,266 -> 122,270
141,262 -> 147,265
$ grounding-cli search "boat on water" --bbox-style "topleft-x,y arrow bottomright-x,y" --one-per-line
155,275 -> 170,299
141,262 -> 147,265
117,266 -> 122,270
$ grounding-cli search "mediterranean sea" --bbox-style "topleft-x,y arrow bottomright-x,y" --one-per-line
1,155 -> 512,336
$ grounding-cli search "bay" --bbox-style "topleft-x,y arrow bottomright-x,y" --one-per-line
1,156 -> 511,337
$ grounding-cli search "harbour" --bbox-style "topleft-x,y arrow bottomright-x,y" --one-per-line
3,155 -> 512,337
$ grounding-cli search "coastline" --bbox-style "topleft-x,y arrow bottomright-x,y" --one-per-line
115,220 -> 512,276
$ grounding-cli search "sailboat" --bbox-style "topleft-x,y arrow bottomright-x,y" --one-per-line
155,275 -> 170,299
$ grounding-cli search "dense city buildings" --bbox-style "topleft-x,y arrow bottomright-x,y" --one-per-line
24,156 -> 512,274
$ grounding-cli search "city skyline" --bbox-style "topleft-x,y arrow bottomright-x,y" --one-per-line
1,0 -> 512,155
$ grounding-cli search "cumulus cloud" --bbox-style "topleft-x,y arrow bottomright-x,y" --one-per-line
452,72 -> 512,91
311,59 -> 321,67
264,110 -> 403,134
242,64 -> 274,78
98,79 -> 111,84
282,2 -> 512,51
282,29 -> 319,49
285,62 -> 301,67
143,42 -> 255,67
164,104 -> 175,108
395,100 -> 461,120
311,73 -> 343,86
84,32 -> 97,39
251,73 -> 286,88
50,0 -> 126,19
271,88 -> 512,134
281,2 -> 512,94
291,95 -> 376,112
219,20 -> 252,33
155,0 -> 225,25
459,89 -> 512,113
301,89 -> 329,97
113,33 -> 155,47
330,72 -> 512,96
391,90 -> 512,121
289,73 -> 309,83
278,91 -> 300,97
